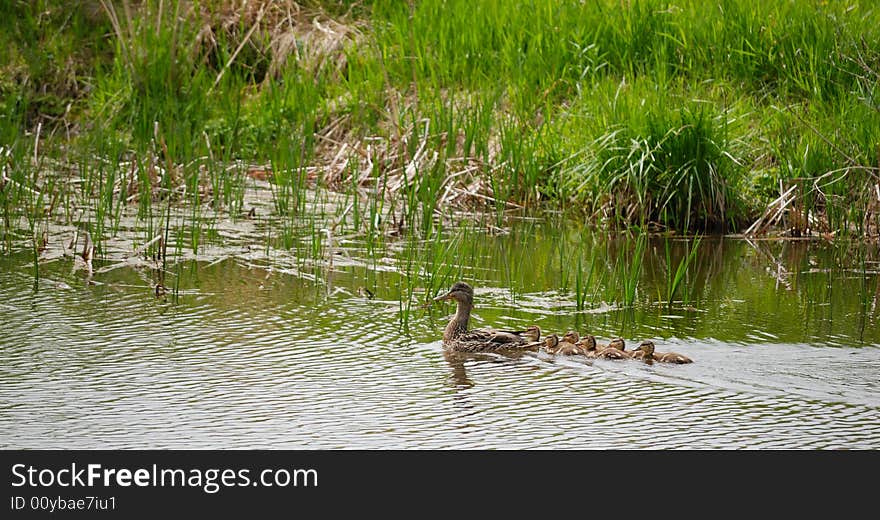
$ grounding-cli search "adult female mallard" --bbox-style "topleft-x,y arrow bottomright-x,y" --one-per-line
433,282 -> 542,352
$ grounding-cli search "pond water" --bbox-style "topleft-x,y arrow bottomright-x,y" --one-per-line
1,185 -> 879,449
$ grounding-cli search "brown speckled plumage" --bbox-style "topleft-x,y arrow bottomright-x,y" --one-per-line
434,282 -> 541,352
633,340 -> 693,363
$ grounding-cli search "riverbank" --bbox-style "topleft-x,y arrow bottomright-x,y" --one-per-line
2,0 -> 879,240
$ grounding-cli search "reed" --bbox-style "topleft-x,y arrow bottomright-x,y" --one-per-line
619,233 -> 647,307
665,236 -> 702,307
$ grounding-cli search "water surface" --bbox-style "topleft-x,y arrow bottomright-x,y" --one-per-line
1,189 -> 879,449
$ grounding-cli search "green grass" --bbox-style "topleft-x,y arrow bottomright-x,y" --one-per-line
1,0 -> 879,251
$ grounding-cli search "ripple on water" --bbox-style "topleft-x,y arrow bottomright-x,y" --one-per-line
1,263 -> 879,449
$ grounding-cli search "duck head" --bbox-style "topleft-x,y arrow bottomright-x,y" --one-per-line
433,282 -> 474,305
635,340 -> 655,356
608,337 -> 626,351
543,334 -> 560,349
523,325 -> 541,342
576,335 -> 598,351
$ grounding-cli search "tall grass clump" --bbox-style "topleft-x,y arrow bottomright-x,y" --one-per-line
89,0 -> 216,161
552,76 -> 751,232
366,0 -> 879,235
0,1 -> 112,132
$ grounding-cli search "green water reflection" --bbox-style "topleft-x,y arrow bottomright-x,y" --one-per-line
5,218 -> 877,348
2,215 -> 879,449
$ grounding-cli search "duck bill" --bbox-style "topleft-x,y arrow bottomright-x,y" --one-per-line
433,290 -> 454,302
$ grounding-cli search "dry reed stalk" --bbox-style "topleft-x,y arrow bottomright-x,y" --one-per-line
744,184 -> 798,236
97,0 -> 133,73
210,5 -> 267,93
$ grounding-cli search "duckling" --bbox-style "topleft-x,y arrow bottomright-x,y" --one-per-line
632,340 -> 693,364
506,325 -> 541,343
654,342 -> 693,364
630,340 -> 656,361
513,325 -> 544,350
594,337 -> 631,359
555,331 -> 582,355
541,334 -> 561,354
599,337 -> 626,352
596,345 -> 631,360
574,335 -> 599,358
656,352 -> 692,363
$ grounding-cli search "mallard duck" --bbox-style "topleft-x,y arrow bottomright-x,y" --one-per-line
630,340 -> 656,361
599,337 -> 626,352
575,335 -> 599,358
542,334 -> 561,354
433,282 -> 542,352
632,340 -> 693,363
555,331 -> 583,355
593,337 -> 630,359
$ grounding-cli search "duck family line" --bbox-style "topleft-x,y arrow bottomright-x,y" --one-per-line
433,281 -> 692,364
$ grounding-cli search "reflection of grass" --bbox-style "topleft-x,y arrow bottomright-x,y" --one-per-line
665,236 -> 702,307
405,226 -> 879,345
